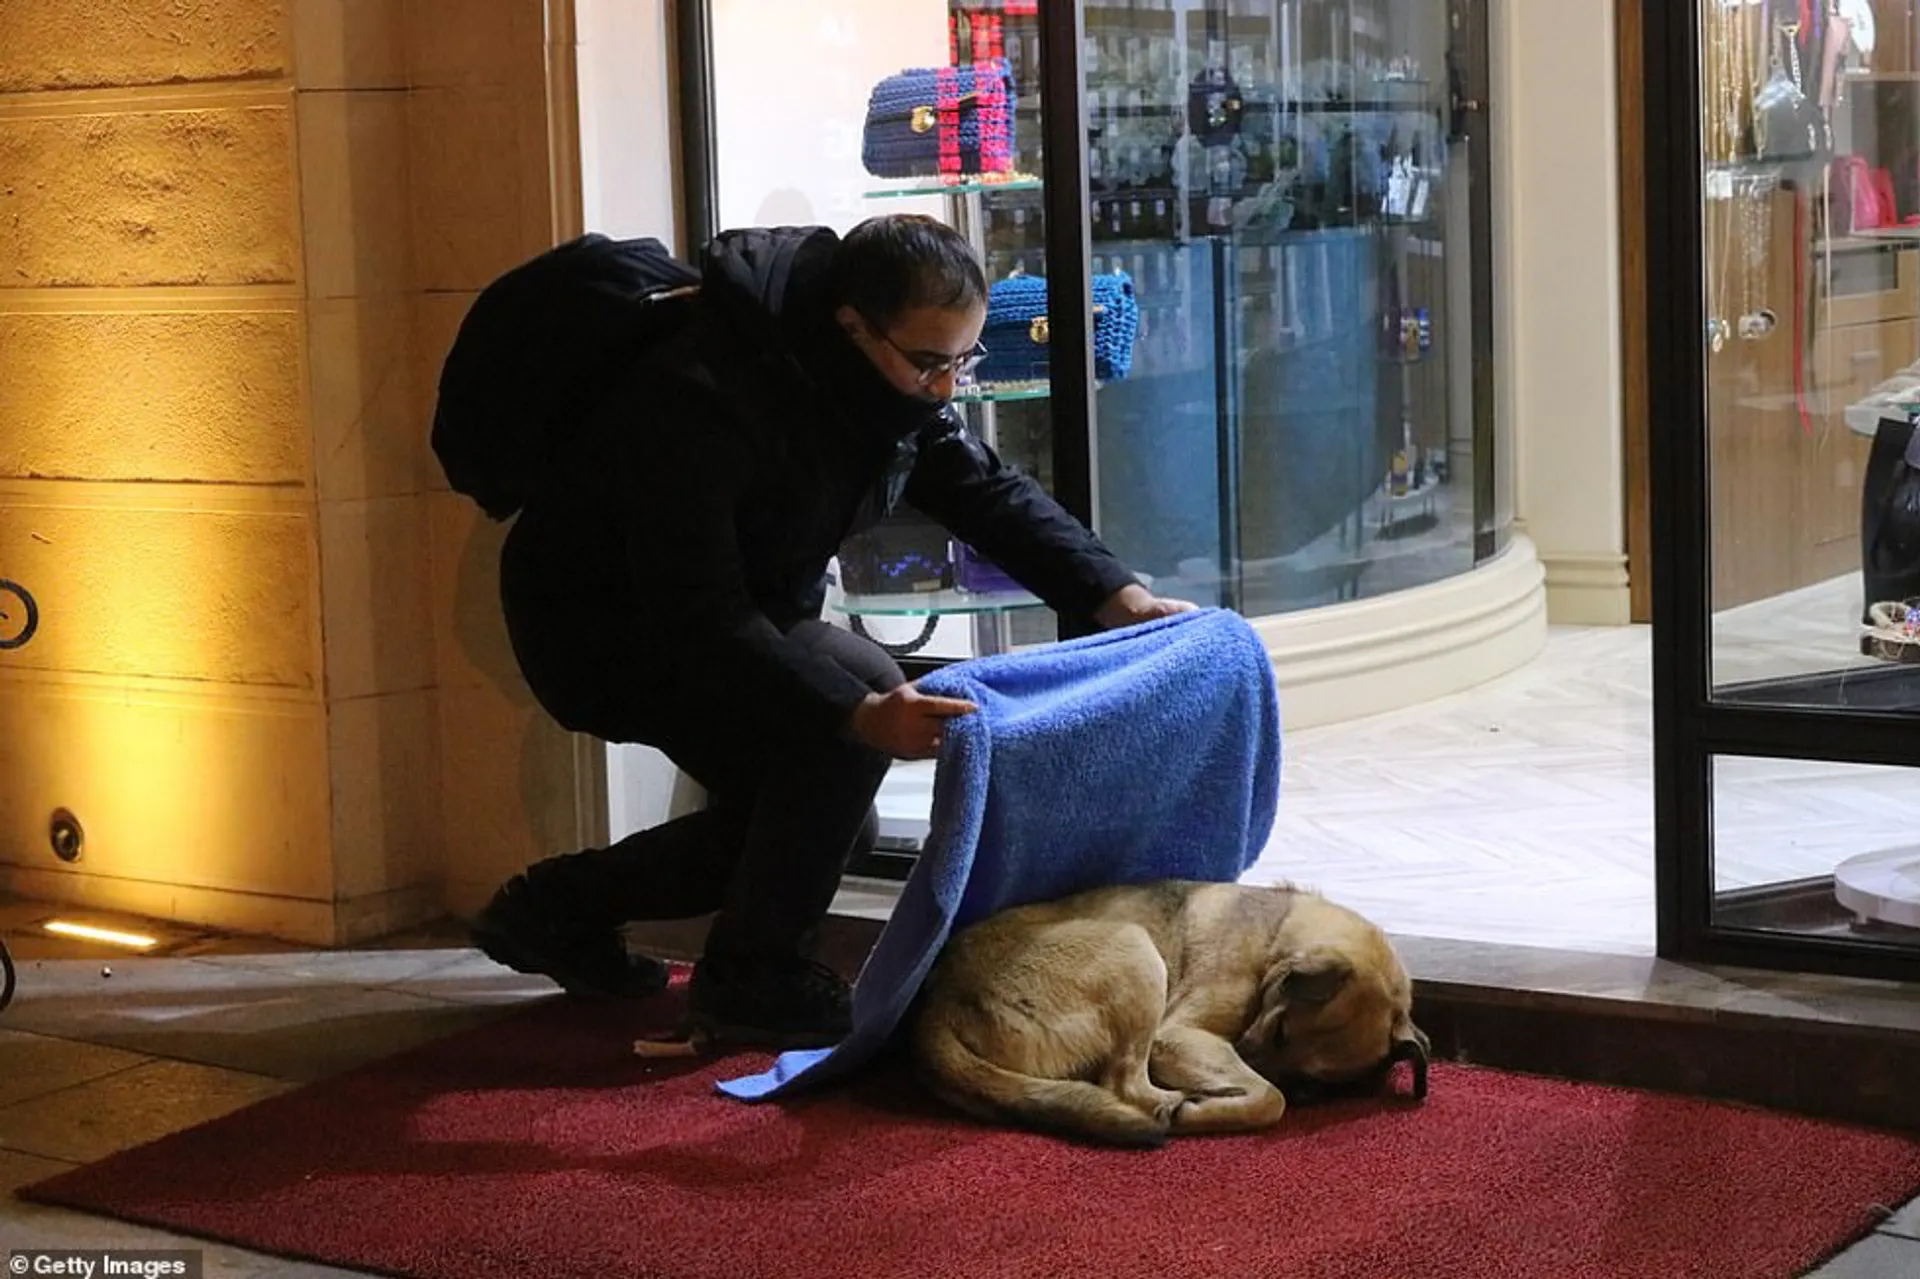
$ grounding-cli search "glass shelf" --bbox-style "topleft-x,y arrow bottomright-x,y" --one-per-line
1703,157 -> 1807,184
835,587 -> 1043,617
954,380 -> 1052,403
864,175 -> 1044,200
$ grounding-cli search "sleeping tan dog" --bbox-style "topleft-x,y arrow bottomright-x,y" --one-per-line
911,880 -> 1429,1147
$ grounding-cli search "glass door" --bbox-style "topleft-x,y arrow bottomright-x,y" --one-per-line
1647,0 -> 1920,980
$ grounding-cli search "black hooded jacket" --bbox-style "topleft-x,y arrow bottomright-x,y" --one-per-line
500,225 -> 1138,743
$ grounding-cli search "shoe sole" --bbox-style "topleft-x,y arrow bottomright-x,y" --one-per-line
470,918 -> 668,1000
682,1010 -> 848,1053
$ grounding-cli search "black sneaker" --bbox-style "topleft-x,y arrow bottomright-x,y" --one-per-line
687,954 -> 853,1050
471,873 -> 669,999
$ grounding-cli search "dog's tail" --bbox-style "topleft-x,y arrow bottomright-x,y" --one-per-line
914,1018 -> 1170,1149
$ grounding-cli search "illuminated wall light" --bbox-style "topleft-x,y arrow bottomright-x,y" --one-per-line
43,920 -> 159,950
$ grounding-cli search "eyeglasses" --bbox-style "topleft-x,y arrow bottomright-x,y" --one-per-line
870,324 -> 989,387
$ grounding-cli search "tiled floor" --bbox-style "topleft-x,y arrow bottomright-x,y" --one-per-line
1251,620 -> 1920,953
0,906 -> 556,1278
875,616 -> 1920,955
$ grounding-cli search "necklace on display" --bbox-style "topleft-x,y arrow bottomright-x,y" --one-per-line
1709,179 -> 1735,354
1706,0 -> 1752,164
1739,175 -> 1778,340
1704,0 -> 1742,352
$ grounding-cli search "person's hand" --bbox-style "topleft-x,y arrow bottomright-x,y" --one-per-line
847,683 -> 978,760
1093,582 -> 1200,630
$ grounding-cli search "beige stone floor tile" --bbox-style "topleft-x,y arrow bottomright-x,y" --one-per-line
0,1057 -> 291,1164
1,965 -> 512,1082
0,1029 -> 149,1109
1806,1232 -> 1920,1278
1883,1197 -> 1920,1242
0,1144 -> 76,1196
2,956 -> 282,1026
386,949 -> 567,1005
1,1195 -> 278,1279
186,945 -> 472,987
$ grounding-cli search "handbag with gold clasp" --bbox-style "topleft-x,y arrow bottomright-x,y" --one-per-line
861,58 -> 1017,180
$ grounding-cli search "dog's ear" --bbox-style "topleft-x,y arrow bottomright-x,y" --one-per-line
1242,948 -> 1355,1048
1390,1018 -> 1432,1100
1282,948 -> 1355,1006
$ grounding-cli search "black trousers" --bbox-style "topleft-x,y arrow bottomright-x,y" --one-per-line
497,515 -> 902,963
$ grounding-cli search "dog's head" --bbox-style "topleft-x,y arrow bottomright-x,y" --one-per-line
1234,906 -> 1430,1102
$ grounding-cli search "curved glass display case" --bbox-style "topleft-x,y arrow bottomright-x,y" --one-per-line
688,0 -> 1502,659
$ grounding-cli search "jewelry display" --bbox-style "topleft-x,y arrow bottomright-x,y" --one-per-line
1701,1 -> 1798,352
1704,1 -> 1754,353
1708,174 -> 1736,353
1702,0 -> 1755,167
1738,173 -> 1779,340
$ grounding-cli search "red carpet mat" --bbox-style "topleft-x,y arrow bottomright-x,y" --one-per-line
19,984 -> 1920,1279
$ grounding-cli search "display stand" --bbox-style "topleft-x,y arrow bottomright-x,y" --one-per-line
834,586 -> 1045,658
1820,382 -> 1920,931
1835,845 -> 1920,932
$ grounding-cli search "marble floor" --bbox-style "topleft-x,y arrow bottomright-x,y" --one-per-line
873,611 -> 1920,957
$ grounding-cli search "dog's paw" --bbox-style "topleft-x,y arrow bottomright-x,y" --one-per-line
1148,1087 -> 1190,1128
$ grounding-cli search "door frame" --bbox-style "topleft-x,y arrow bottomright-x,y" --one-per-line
1618,0 -> 1652,623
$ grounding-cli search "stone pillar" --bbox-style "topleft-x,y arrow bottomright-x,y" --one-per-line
0,0 -> 343,938
295,0 -> 443,941
0,0 -> 597,941
406,0 -> 606,921
1493,0 -> 1633,626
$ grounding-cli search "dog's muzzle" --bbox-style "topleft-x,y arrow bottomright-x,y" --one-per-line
1284,1036 -> 1430,1106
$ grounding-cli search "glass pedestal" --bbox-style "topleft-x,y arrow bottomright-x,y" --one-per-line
834,587 -> 1045,659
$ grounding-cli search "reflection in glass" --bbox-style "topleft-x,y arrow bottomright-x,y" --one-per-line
709,0 -> 1061,663
1084,0 -> 1494,616
1701,0 -> 1920,713
1711,755 -> 1920,949
705,0 -> 1498,646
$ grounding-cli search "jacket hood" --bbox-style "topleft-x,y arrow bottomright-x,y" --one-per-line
699,225 -> 841,347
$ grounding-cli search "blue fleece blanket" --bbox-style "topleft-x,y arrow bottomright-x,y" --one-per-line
715,607 -> 1282,1101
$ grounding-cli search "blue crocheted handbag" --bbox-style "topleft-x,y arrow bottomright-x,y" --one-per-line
976,271 -> 1140,386
861,59 -> 1017,180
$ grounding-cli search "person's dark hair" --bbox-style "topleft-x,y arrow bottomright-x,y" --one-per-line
830,214 -> 987,330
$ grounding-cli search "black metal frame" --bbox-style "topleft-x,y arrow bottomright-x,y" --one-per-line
1036,0 -> 1102,641
1452,0 -> 1500,563
672,0 -> 718,251
1643,1 -> 1920,982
